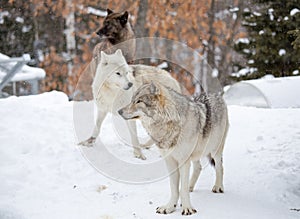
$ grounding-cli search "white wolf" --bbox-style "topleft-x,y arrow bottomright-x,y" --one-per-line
119,82 -> 229,215
79,49 -> 181,160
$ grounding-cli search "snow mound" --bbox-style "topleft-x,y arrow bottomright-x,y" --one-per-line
224,76 -> 300,108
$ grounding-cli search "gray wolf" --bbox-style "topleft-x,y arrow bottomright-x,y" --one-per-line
118,82 -> 228,215
79,50 -> 181,160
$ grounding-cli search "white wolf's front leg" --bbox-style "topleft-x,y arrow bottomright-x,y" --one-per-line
156,156 -> 179,214
179,161 -> 197,215
78,109 -> 107,147
126,120 -> 146,160
189,160 -> 202,192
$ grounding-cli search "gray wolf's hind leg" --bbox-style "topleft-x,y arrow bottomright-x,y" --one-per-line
211,154 -> 224,193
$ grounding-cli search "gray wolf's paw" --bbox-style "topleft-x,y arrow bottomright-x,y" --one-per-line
212,185 -> 224,193
181,207 -> 197,216
78,137 -> 96,147
156,204 -> 176,214
134,150 -> 146,160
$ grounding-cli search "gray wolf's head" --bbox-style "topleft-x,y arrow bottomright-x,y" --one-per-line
100,49 -> 133,90
96,9 -> 129,42
118,82 -> 164,120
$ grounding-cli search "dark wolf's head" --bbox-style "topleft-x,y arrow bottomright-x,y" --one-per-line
96,9 -> 130,43
118,82 -> 165,120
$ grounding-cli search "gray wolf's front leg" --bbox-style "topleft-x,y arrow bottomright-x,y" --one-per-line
156,156 -> 179,214
179,161 -> 197,215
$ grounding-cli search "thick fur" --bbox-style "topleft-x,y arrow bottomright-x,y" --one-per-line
93,9 -> 136,64
79,50 -> 181,160
119,83 -> 229,215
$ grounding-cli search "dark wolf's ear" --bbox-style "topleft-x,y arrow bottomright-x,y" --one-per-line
107,8 -> 114,15
150,82 -> 160,95
119,11 -> 128,27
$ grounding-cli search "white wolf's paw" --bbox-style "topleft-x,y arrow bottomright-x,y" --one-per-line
78,137 -> 96,147
212,185 -> 224,193
140,143 -> 151,150
189,185 -> 195,192
134,150 -> 146,160
156,204 -> 176,214
181,206 -> 197,216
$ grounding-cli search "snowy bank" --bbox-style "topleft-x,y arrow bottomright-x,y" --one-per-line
0,91 -> 299,219
224,76 -> 300,108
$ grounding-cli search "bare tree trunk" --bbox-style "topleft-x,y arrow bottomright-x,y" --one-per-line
207,0 -> 216,69
65,0 -> 76,94
135,0 -> 150,64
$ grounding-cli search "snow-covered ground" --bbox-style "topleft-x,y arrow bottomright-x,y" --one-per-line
0,91 -> 299,219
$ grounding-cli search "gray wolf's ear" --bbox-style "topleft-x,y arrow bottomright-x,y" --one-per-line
150,82 -> 160,95
107,8 -> 114,15
115,49 -> 123,57
119,11 -> 128,27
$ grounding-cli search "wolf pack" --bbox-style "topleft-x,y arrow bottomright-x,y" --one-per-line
78,9 -> 229,216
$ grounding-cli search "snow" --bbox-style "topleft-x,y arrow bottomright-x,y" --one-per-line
87,7 -> 107,17
157,61 -> 168,69
253,12 -> 262,16
235,38 -> 250,44
212,68 -> 218,78
229,7 -> 239,13
232,67 -> 257,77
15,17 -> 24,23
290,8 -> 300,16
0,53 -> 45,83
225,76 -> 300,108
293,70 -> 299,75
279,49 -> 286,56
0,11 -> 9,24
0,90 -> 300,219
268,8 -> 274,21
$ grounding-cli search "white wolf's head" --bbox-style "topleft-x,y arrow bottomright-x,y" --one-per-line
99,49 -> 133,90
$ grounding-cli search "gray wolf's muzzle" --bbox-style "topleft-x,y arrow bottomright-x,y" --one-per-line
118,108 -> 128,119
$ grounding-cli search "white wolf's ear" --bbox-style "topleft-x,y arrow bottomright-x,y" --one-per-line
100,51 -> 108,63
115,49 -> 123,57
150,82 -> 160,95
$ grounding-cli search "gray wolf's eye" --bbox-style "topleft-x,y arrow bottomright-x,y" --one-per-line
136,99 -> 142,104
116,72 -> 121,76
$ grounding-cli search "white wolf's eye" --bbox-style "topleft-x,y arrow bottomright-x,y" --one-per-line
116,72 -> 121,76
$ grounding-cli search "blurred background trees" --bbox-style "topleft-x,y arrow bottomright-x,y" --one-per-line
1,0 -> 299,97
234,0 -> 300,80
